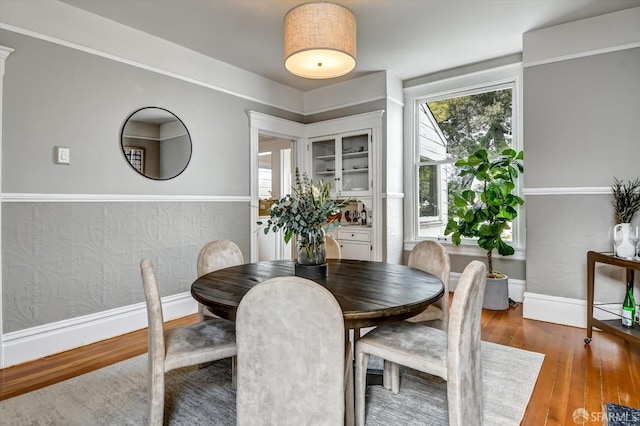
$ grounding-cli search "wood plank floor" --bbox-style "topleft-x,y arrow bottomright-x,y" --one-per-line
2,304 -> 640,425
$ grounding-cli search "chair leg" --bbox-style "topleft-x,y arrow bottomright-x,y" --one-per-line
390,362 -> 400,394
232,356 -> 237,388
197,302 -> 205,322
355,349 -> 370,426
148,368 -> 165,426
383,360 -> 391,390
383,360 -> 401,394
345,343 -> 355,426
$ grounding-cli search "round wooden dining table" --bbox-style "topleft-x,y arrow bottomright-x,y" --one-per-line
191,259 -> 444,330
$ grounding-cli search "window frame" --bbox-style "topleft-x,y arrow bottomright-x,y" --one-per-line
403,63 -> 525,258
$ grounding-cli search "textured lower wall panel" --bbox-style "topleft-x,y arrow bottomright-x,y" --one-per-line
2,292 -> 196,367
525,194 -> 635,301
2,201 -> 250,333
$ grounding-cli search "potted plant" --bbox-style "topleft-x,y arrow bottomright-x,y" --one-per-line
611,177 -> 640,258
444,148 -> 524,310
258,169 -> 349,278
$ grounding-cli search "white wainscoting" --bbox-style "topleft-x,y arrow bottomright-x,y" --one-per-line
2,293 -> 197,368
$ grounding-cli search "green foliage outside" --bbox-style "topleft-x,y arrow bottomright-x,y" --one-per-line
426,89 -> 513,220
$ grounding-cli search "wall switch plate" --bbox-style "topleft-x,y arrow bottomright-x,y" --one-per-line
55,146 -> 70,164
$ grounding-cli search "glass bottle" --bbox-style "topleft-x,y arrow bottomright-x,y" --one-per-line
360,204 -> 367,226
622,278 -> 636,327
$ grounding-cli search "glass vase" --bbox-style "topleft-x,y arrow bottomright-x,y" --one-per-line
296,229 -> 327,266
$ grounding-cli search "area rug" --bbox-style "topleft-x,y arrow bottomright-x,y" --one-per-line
0,341 -> 543,425
604,402 -> 640,425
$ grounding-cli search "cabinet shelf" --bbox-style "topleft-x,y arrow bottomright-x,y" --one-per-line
342,151 -> 368,159
315,169 -> 368,176
314,152 -> 368,161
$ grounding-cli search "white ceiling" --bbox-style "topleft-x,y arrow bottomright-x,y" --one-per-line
59,0 -> 640,92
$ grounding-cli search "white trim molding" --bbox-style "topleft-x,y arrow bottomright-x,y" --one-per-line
523,187 -> 611,196
1,193 -> 251,203
1,292 -> 197,368
0,45 -> 14,368
523,292 -> 588,328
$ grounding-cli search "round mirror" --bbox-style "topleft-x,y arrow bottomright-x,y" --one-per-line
120,107 -> 192,180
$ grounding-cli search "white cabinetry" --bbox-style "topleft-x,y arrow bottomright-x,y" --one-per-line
310,131 -> 371,197
305,111 -> 384,261
337,228 -> 371,261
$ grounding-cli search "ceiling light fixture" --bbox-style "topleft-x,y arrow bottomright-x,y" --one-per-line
284,1 -> 356,79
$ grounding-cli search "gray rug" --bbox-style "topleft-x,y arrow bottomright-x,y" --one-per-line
0,341 -> 543,425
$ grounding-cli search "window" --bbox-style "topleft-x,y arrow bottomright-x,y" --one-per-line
405,65 -> 523,251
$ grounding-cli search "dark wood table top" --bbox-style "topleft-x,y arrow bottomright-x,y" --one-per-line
191,259 -> 444,329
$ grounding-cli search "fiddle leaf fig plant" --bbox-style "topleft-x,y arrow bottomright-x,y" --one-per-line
444,148 -> 524,277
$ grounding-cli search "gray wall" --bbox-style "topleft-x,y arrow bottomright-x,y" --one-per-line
1,30 -> 301,333
524,47 -> 640,300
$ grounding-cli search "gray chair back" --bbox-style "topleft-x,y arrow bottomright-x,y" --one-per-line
326,235 -> 341,260
447,260 -> 486,425
197,240 -> 244,277
236,276 -> 346,425
140,259 -> 166,375
408,240 -> 451,327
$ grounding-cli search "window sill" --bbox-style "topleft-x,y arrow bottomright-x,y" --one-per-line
404,238 -> 526,261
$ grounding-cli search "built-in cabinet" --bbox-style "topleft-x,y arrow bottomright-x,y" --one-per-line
337,228 -> 371,261
310,131 -> 372,197
305,111 -> 383,261
249,110 -> 383,263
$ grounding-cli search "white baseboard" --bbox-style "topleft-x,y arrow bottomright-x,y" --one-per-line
522,292 -> 589,328
4,286 -> 598,367
1,292 -> 197,368
450,273 -> 526,303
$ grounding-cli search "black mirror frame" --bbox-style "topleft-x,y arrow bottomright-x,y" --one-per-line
120,107 -> 193,181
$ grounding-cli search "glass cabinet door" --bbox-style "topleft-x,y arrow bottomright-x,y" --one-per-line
310,131 -> 371,196
311,137 -> 337,188
339,132 -> 370,193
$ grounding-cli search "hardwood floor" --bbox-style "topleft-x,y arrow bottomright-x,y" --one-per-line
2,304 -> 639,425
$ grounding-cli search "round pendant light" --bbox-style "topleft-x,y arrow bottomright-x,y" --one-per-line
284,2 -> 356,79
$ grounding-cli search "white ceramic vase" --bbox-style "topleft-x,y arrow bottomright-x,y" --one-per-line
613,223 -> 637,258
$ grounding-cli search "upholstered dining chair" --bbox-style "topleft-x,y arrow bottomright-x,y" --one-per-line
406,240 -> 451,327
196,240 -> 244,321
354,260 -> 486,426
326,234 -> 342,259
236,276 -> 354,426
140,259 -> 237,426
383,239 -> 451,391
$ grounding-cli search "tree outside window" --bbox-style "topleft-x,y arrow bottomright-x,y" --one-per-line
417,86 -> 514,239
